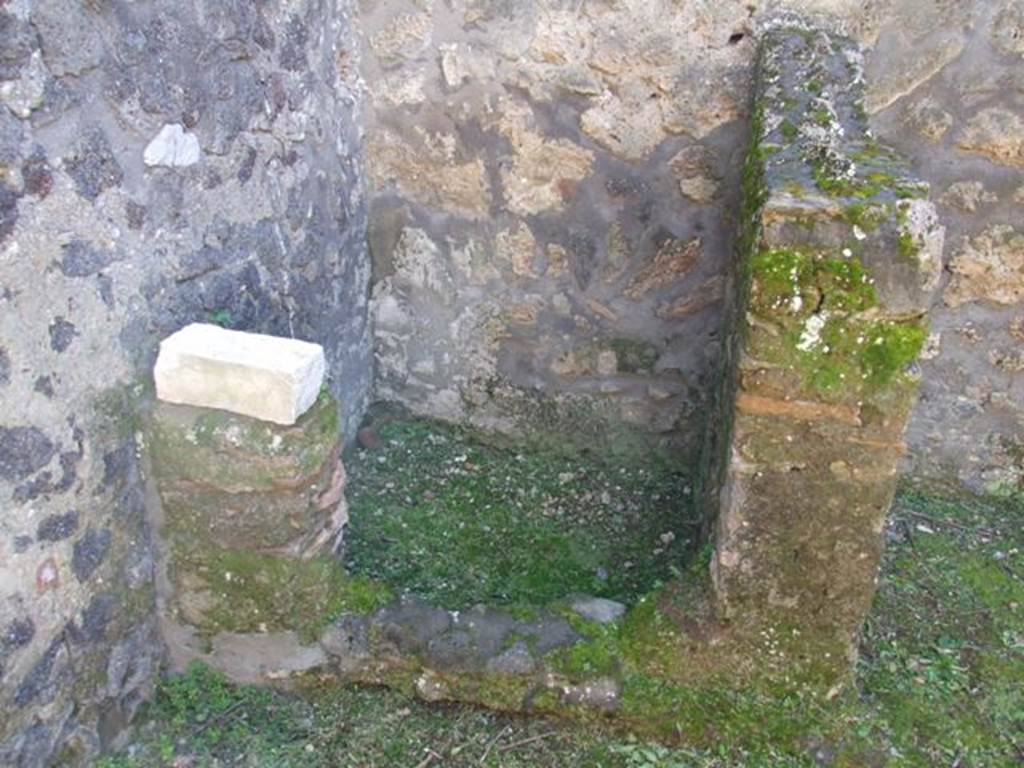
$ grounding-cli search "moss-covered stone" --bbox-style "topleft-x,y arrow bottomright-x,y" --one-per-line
148,391 -> 339,493
166,545 -> 390,641
149,390 -> 347,559
696,25 -> 940,694
744,244 -> 927,401
150,390 -> 363,652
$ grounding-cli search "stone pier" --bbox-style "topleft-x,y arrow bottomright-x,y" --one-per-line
700,26 -> 943,685
146,331 -> 353,672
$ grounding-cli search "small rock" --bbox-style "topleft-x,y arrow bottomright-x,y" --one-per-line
557,676 -> 620,711
48,317 -> 77,353
485,641 -> 536,675
439,43 -> 495,88
415,671 -> 447,702
358,426 -> 381,451
0,182 -> 17,244
0,50 -> 47,118
57,240 -> 118,278
570,596 -> 627,625
940,181 -> 997,213
945,225 -> 1024,307
581,91 -> 666,160
669,145 -> 720,204
595,350 -> 618,377
0,426 -> 55,482
3,617 -> 35,649
624,238 -> 701,300
993,0 -> 1024,57
366,131 -> 492,219
903,98 -> 953,142
72,527 -> 112,582
36,511 -> 79,542
66,128 -> 123,200
370,12 -> 431,64
956,108 -> 1024,168
144,124 -> 202,168
319,615 -> 370,661
36,558 -> 59,593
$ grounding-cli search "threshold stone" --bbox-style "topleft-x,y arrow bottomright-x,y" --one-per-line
570,596 -> 627,625
154,323 -> 326,425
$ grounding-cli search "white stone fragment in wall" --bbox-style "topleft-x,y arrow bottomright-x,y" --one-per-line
144,124 -> 202,167
0,50 -> 47,118
154,324 -> 326,425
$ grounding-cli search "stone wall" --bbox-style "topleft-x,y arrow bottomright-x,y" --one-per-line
359,0 -> 1024,482
361,0 -> 757,461
0,0 -> 1021,763
0,1 -> 370,764
866,0 -> 1024,494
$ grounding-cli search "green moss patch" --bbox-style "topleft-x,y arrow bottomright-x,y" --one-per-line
344,419 -> 697,609
778,315 -> 926,394
148,391 -> 340,492
749,247 -> 877,316
170,547 -> 390,641
748,248 -> 926,396
546,590 -> 686,685
842,201 -> 891,232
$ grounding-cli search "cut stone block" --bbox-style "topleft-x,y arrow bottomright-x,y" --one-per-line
154,323 -> 326,425
144,123 -> 201,167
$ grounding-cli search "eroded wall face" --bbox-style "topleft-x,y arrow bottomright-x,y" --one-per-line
361,0 -> 758,461
867,1 -> 1024,494
0,1 -> 370,764
360,0 -> 1024,484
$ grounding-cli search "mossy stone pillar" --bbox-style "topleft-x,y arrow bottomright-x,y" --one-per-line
701,26 -> 943,686
147,392 -> 349,639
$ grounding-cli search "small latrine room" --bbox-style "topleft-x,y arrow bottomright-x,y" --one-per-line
1,1 -> 1021,765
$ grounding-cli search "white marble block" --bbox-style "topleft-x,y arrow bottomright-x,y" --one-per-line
154,324 -> 326,425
